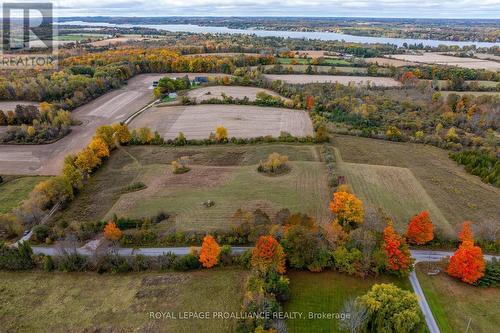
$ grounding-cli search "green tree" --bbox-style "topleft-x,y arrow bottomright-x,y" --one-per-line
358,283 -> 422,333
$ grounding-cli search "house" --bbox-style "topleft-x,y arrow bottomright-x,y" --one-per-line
193,76 -> 208,84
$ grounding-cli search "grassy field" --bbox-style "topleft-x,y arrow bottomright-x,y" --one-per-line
284,271 -> 413,333
333,148 -> 453,236
0,268 -> 248,333
276,57 -> 351,66
416,264 -> 500,333
331,135 -> 499,235
0,176 -> 49,213
53,144 -> 330,232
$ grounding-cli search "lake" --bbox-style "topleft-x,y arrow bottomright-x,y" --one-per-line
60,21 -> 500,48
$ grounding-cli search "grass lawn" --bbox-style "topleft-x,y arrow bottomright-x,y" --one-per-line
0,268 -> 248,333
0,176 -> 49,213
284,271 -> 413,333
416,264 -> 500,333
331,135 -> 500,234
52,144 -> 328,232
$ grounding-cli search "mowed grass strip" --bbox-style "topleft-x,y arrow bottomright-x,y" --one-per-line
0,176 -> 49,213
107,160 -> 332,231
0,268 -> 248,333
284,271 -> 412,333
331,135 -> 500,230
416,264 -> 500,333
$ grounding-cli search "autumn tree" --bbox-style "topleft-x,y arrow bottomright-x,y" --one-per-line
199,235 -> 221,268
406,211 -> 434,245
305,95 -> 315,110
62,155 -> 83,190
112,123 -> 132,144
215,126 -> 228,142
447,222 -> 485,284
329,191 -> 364,231
359,283 -> 422,333
95,125 -> 116,148
89,137 -> 110,159
103,221 -> 123,241
251,235 -> 286,275
383,221 -> 413,275
75,147 -> 100,174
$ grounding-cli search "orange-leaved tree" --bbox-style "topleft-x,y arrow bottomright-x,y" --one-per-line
329,191 -> 364,231
199,235 -> 221,268
383,221 -> 413,275
251,235 -> 286,275
305,95 -> 315,110
89,136 -> 110,159
406,211 -> 434,245
447,222 -> 485,284
112,123 -> 132,144
103,221 -> 123,241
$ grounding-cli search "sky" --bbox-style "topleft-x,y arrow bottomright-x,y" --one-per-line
5,0 -> 500,19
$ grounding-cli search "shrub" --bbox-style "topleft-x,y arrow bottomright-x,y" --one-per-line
475,258 -> 500,287
171,157 -> 191,174
32,225 -> 50,243
257,153 -> 290,175
173,253 -> 200,271
0,242 -> 35,270
56,252 -> 88,272
42,255 -> 55,272
157,252 -> 177,271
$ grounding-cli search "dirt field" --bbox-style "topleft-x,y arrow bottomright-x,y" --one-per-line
0,74 -> 165,175
88,34 -> 149,47
473,53 -> 500,62
0,269 -> 248,333
131,104 -> 313,140
186,86 -> 285,102
264,74 -> 401,86
332,135 -> 500,234
0,101 -> 38,111
387,52 -> 500,71
52,144 -> 331,232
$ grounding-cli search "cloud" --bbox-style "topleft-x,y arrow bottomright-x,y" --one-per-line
6,0 -> 500,18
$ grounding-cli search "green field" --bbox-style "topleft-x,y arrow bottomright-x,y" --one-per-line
0,176 -> 49,213
416,264 -> 500,333
54,33 -> 109,41
53,144 -> 330,232
284,271 -> 414,333
331,135 -> 500,235
277,57 -> 351,66
0,268 -> 248,333
333,148 -> 453,236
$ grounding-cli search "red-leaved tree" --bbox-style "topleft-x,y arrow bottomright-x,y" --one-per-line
383,221 -> 413,275
447,222 -> 485,284
406,211 -> 434,245
199,235 -> 221,268
251,235 -> 286,275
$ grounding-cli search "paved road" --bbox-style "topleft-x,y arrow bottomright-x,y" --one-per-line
31,246 -> 252,256
411,249 -> 499,262
0,74 -> 163,175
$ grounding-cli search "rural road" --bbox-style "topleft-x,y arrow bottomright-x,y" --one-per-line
26,245 -> 499,333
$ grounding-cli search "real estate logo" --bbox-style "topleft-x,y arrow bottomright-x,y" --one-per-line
1,2 -> 57,69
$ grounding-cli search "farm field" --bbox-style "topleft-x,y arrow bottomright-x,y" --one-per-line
387,52 -> 500,71
52,144 -> 331,232
333,149 -> 453,236
277,57 -> 351,66
0,268 -> 248,333
284,271 -> 413,333
416,264 -> 500,333
440,90 -> 500,98
131,104 -> 313,140
186,86 -> 286,102
365,57 -> 417,67
263,74 -> 400,86
0,176 -> 49,213
331,135 -> 500,233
